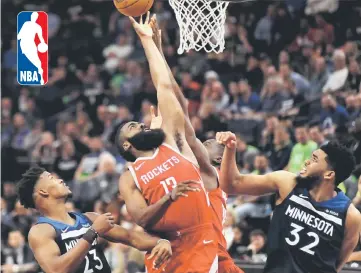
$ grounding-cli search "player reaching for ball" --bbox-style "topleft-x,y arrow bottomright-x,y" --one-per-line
117,13 -> 217,273
17,167 -> 172,273
149,16 -> 244,273
216,131 -> 361,273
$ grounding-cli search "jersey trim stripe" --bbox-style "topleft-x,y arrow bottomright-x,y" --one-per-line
61,227 -> 89,240
290,195 -> 342,226
162,143 -> 199,167
134,148 -> 160,163
128,165 -> 141,191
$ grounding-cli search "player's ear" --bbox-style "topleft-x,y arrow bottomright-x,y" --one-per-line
38,189 -> 49,197
123,141 -> 131,151
324,170 -> 335,181
215,156 -> 222,165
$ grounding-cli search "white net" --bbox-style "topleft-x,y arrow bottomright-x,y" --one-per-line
169,0 -> 229,54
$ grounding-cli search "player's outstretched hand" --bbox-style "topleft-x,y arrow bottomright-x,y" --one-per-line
129,12 -> 153,38
150,105 -> 163,129
148,239 -> 172,269
150,15 -> 162,52
92,213 -> 115,236
170,180 -> 201,201
216,131 -> 237,149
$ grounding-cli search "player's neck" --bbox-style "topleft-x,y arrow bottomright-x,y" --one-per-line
40,200 -> 74,225
309,183 -> 336,202
135,149 -> 156,159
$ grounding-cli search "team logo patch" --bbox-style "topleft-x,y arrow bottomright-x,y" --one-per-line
17,11 -> 48,85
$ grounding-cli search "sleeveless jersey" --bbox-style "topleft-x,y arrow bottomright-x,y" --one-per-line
37,212 -> 111,273
208,167 -> 228,255
128,143 -> 212,233
264,186 -> 351,273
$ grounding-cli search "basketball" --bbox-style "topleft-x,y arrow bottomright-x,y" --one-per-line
37,43 -> 48,53
113,0 -> 154,17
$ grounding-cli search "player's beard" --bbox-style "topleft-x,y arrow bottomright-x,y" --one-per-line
128,129 -> 165,151
295,175 -> 322,190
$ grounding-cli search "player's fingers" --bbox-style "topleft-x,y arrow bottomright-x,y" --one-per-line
186,186 -> 200,192
150,105 -> 155,117
179,193 -> 188,197
104,212 -> 112,216
148,247 -> 158,260
145,11 -> 150,24
129,17 -> 136,25
181,180 -> 202,185
140,14 -> 143,24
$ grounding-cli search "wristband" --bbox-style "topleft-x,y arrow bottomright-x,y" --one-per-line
157,239 -> 170,245
83,227 -> 98,244
169,193 -> 175,202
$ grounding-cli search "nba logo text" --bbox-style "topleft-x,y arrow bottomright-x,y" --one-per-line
17,11 -> 48,85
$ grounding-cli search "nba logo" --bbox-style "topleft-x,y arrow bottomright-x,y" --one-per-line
17,11 -> 48,85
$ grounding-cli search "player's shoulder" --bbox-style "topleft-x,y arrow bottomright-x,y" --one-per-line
119,170 -> 136,189
345,204 -> 361,230
28,223 -> 56,243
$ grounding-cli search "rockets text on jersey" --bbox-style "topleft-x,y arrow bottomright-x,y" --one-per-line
128,143 -> 213,233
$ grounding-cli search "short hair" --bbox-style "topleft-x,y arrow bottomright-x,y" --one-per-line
250,229 -> 266,239
320,141 -> 355,186
115,123 -> 137,162
17,166 -> 45,209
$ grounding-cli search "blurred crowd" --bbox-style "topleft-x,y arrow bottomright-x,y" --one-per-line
2,0 -> 361,272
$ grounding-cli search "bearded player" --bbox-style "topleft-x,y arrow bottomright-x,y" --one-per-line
216,131 -> 361,273
117,13 -> 217,273
17,167 -> 172,273
149,16 -> 243,273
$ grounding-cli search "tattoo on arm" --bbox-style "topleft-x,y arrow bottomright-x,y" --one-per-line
175,131 -> 183,152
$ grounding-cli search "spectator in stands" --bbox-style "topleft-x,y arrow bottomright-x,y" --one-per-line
260,77 -> 286,113
235,134 -> 259,171
286,125 -> 317,173
1,230 -> 37,273
346,58 -> 361,92
268,126 -> 292,170
346,94 -> 361,121
31,131 -> 57,171
309,57 -> 329,98
254,5 -> 275,50
261,114 -> 280,152
322,49 -> 349,92
309,125 -> 328,147
237,79 -> 261,114
224,209 -> 237,250
74,137 -> 108,182
103,34 -> 134,73
252,154 -> 272,175
228,226 -> 245,258
279,63 -> 310,94
53,138 -> 81,182
246,229 -> 267,262
320,94 -> 350,129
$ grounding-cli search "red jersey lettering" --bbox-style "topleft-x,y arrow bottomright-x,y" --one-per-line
128,144 -> 212,232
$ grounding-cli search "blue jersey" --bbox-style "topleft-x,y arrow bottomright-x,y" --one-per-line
264,186 -> 351,273
36,212 -> 111,273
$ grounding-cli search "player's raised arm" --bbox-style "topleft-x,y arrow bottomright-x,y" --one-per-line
119,171 -> 200,228
130,14 -> 185,150
28,214 -> 114,273
149,17 -> 216,186
336,206 -> 361,272
216,131 -> 295,198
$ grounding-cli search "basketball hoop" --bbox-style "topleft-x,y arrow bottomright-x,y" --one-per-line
169,0 -> 254,54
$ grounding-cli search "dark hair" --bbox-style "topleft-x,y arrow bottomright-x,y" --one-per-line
115,123 -> 137,162
250,229 -> 266,239
17,166 -> 45,209
320,141 -> 355,186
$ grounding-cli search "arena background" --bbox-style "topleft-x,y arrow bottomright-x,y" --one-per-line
1,0 -> 361,272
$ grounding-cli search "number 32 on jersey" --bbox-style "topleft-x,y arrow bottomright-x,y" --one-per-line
285,223 -> 320,255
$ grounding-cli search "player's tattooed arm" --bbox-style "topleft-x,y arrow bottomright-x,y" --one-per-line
336,205 -> 361,272
28,224 -> 93,273
217,131 -> 295,199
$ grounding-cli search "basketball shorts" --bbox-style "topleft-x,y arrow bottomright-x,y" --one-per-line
145,223 -> 218,273
218,245 -> 244,273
